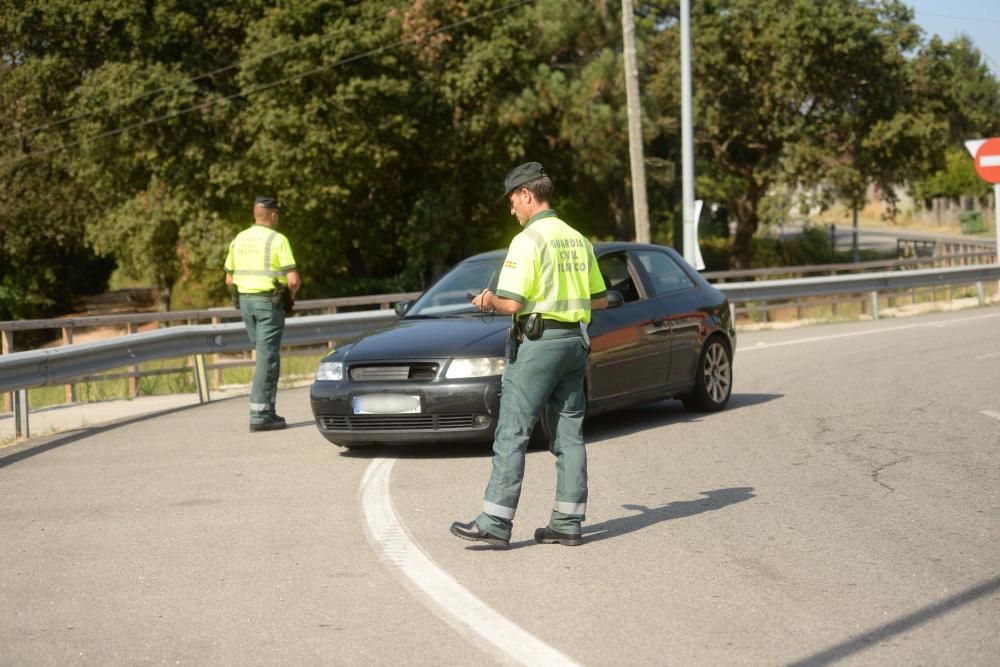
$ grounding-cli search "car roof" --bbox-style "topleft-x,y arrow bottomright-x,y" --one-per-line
463,241 -> 675,262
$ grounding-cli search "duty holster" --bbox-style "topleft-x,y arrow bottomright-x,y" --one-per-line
504,323 -> 521,362
520,313 -> 543,341
271,281 -> 295,315
228,285 -> 240,309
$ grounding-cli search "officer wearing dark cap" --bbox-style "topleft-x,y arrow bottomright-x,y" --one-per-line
224,196 -> 301,431
450,162 -> 608,547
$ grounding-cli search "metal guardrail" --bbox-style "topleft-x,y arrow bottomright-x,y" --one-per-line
703,251 -> 996,282
0,292 -> 422,333
0,292 -> 421,407
2,264 -> 999,439
718,264 -> 1000,303
0,309 -> 397,395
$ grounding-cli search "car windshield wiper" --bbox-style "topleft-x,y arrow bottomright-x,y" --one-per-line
402,314 -> 443,320
443,307 -> 495,317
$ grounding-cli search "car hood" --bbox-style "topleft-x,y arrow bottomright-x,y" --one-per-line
342,317 -> 508,362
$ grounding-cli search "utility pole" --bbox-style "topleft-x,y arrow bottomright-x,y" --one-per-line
680,0 -> 695,264
622,0 -> 650,244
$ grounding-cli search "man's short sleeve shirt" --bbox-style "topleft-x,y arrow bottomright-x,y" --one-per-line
224,225 -> 297,293
496,211 -> 606,323
495,232 -> 539,305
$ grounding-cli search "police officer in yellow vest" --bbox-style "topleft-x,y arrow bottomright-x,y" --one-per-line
450,162 -> 608,547
224,196 -> 301,432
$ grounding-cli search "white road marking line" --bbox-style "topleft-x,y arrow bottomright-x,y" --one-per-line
981,410 -> 1000,421
975,351 -> 1000,360
737,312 -> 1000,352
359,457 -> 580,667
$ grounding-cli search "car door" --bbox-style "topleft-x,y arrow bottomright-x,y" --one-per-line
629,248 -> 705,388
587,251 -> 672,404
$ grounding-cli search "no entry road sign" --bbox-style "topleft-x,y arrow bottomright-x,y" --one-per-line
970,138 -> 1000,184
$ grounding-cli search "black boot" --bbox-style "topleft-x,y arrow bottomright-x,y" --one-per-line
449,520 -> 509,547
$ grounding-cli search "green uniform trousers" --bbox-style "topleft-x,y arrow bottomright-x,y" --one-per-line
475,327 -> 589,540
239,294 -> 285,424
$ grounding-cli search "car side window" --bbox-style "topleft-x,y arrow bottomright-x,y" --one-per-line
633,250 -> 695,295
597,252 -> 642,303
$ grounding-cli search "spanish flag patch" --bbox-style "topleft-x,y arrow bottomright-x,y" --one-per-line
504,260 -> 517,269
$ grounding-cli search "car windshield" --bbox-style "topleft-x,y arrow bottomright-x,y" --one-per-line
404,257 -> 503,318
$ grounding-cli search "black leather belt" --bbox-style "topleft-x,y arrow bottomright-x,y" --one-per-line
539,318 -> 580,329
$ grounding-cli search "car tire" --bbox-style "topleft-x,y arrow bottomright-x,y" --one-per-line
682,335 -> 732,412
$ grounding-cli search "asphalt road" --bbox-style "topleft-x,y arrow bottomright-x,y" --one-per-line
1,306 -> 998,666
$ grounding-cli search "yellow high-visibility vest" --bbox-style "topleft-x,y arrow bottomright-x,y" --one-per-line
496,210 -> 606,323
224,224 -> 297,293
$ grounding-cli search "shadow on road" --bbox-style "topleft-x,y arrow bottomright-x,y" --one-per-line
585,393 -> 782,444
788,573 -> 1000,667
582,486 -> 756,543
467,486 -> 755,551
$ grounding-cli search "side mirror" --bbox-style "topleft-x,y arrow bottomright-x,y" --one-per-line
606,291 -> 624,309
394,300 -> 414,317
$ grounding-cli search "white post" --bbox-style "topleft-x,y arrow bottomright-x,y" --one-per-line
680,0 -> 695,264
994,183 -> 1000,294
14,389 -> 29,439
995,183 -> 1000,257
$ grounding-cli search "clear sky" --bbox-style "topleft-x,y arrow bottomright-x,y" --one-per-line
907,0 -> 1000,74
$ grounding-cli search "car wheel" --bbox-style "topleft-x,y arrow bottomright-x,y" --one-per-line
682,335 -> 732,412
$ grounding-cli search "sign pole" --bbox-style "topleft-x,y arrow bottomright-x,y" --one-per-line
964,138 -> 1000,295
994,183 -> 1000,258
995,183 -> 1000,293
680,0 -> 695,265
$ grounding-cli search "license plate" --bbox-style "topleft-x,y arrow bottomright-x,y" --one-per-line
352,394 -> 421,415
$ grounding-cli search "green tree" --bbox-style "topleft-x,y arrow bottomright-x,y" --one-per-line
914,147 -> 990,201
646,0 -> 944,268
910,36 -> 1000,203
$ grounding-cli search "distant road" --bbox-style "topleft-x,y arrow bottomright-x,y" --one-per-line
776,222 -> 996,255
1,306 -> 998,665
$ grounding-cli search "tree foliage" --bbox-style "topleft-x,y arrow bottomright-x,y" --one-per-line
1,0 -> 998,318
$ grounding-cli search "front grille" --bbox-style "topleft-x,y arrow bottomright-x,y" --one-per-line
349,363 -> 438,382
318,414 -> 478,432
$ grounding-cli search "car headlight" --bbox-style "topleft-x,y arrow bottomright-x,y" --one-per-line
316,361 -> 344,381
445,357 -> 507,379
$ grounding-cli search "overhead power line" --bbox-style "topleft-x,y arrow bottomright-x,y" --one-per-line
2,0 -> 535,169
0,32 -> 343,146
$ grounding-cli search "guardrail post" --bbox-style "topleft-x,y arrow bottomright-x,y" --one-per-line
62,325 -> 76,403
193,354 -> 211,404
211,316 -> 223,389
127,322 -> 139,398
2,330 -> 12,413
870,291 -> 880,320
14,388 -> 29,439
976,281 -> 985,306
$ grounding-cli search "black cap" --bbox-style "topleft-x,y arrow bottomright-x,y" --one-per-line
254,196 -> 279,210
500,161 -> 547,200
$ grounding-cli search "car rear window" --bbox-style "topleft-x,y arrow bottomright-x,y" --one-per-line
633,250 -> 695,295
